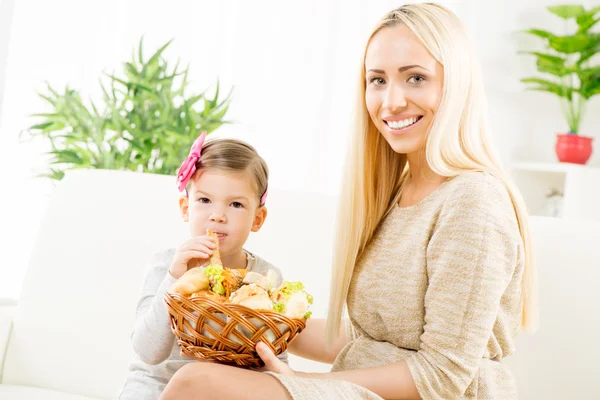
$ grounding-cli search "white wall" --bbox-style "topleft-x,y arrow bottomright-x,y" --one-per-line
0,0 -> 598,298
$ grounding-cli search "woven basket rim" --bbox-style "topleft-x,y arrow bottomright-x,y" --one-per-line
164,290 -> 307,367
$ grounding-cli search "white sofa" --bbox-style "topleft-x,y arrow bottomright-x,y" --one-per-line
0,170 -> 598,399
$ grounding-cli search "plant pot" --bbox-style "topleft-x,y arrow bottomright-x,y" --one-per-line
555,133 -> 593,165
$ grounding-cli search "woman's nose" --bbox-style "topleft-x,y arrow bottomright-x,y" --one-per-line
382,84 -> 407,112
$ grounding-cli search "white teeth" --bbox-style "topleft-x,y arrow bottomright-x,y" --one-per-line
386,117 -> 419,129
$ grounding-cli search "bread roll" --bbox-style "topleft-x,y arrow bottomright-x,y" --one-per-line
238,294 -> 273,311
242,271 -> 272,292
170,267 -> 209,295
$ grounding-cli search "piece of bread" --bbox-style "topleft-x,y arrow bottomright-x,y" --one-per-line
206,228 -> 222,266
281,291 -> 310,319
171,267 -> 210,295
230,284 -> 269,304
238,294 -> 273,311
242,271 -> 272,292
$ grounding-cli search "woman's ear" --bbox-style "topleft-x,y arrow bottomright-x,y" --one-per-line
179,195 -> 190,222
251,206 -> 268,232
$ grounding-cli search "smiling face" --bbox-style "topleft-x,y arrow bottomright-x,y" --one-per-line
179,168 -> 267,257
364,24 -> 444,156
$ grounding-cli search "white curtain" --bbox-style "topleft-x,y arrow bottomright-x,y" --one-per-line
0,0 -> 468,298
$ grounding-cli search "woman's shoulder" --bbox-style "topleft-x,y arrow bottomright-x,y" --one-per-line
439,171 -> 520,234
442,171 -> 513,207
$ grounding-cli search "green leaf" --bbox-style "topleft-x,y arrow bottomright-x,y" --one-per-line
549,34 -> 593,54
49,150 -> 85,165
524,29 -> 555,40
144,39 -> 173,73
523,52 -> 571,76
576,6 -> 600,32
29,122 -> 54,130
138,35 -> 145,64
521,77 -> 574,99
577,16 -> 600,33
577,34 -> 600,64
580,79 -> 600,99
547,5 -> 585,19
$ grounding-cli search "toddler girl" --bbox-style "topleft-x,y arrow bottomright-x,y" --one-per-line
117,132 -> 286,400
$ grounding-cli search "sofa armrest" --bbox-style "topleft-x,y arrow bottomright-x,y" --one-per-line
0,300 -> 16,381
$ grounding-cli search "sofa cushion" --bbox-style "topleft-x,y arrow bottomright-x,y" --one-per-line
0,384 -> 100,400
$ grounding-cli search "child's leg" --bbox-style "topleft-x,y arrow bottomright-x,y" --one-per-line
159,362 -> 292,400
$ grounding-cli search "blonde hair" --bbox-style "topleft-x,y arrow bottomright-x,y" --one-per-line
326,3 -> 537,345
189,138 -> 269,205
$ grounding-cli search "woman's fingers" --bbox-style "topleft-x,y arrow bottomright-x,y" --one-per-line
256,342 -> 280,372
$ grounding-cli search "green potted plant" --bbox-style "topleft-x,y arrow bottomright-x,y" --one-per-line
23,38 -> 231,180
521,4 -> 600,164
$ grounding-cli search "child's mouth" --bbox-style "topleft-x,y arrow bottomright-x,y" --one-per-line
214,232 -> 228,240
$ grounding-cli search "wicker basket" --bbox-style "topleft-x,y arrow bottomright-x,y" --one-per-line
164,292 -> 307,367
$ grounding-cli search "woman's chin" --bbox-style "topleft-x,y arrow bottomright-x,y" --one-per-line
383,137 -> 426,156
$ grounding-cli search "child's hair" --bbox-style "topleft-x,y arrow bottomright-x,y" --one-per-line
188,138 -> 269,206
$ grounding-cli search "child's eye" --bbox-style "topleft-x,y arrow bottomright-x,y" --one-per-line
231,202 -> 244,209
197,197 -> 211,204
407,74 -> 426,84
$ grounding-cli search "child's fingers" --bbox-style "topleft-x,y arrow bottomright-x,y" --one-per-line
181,250 -> 211,261
191,236 -> 217,248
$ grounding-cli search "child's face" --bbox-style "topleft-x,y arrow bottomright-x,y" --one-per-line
179,169 -> 267,257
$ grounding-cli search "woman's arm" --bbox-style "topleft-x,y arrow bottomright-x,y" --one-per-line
288,318 -> 347,364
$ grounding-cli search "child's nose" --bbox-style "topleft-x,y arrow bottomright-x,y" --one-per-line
209,212 -> 227,223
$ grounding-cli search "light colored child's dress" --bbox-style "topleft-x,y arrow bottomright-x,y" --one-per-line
117,249 -> 285,400
270,172 -> 524,400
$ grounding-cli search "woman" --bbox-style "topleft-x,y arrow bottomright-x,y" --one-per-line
159,3 -> 536,399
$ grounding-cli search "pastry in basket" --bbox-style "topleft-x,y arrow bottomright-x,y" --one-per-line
271,281 -> 314,319
170,266 -> 210,296
230,284 -> 273,310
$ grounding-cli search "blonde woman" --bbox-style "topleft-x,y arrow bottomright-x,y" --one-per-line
159,3 -> 536,399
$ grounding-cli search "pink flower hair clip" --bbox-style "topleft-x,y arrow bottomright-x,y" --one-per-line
260,186 -> 268,206
176,131 -> 207,193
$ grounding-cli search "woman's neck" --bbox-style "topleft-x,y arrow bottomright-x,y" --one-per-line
398,151 -> 446,208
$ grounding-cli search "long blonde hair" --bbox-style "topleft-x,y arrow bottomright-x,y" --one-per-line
326,3 -> 537,345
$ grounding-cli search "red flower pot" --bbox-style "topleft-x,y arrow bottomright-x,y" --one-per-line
555,133 -> 593,165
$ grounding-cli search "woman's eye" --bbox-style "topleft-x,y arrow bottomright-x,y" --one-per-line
197,197 -> 211,204
407,74 -> 426,84
231,202 -> 244,209
368,77 -> 385,86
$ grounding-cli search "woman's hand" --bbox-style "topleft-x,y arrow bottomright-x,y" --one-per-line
256,342 -> 296,376
169,236 -> 216,279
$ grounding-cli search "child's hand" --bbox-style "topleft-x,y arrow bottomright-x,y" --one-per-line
169,236 -> 217,279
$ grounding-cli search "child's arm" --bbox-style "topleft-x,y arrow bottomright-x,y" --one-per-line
132,238 -> 216,364
288,318 -> 348,364
130,250 -> 179,365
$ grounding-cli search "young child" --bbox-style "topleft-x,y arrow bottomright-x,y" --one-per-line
117,132 -> 286,400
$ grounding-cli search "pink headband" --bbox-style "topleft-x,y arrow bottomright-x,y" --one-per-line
176,131 -> 269,206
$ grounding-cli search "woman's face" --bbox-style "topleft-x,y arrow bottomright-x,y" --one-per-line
365,24 -> 444,156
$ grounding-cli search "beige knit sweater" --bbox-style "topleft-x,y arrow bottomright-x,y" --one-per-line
271,172 -> 524,400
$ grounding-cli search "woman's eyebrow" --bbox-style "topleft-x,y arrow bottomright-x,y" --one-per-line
367,64 -> 429,74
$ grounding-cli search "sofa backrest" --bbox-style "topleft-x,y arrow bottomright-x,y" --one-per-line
505,216 -> 600,399
1,170 -> 336,399
3,169 -> 599,399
